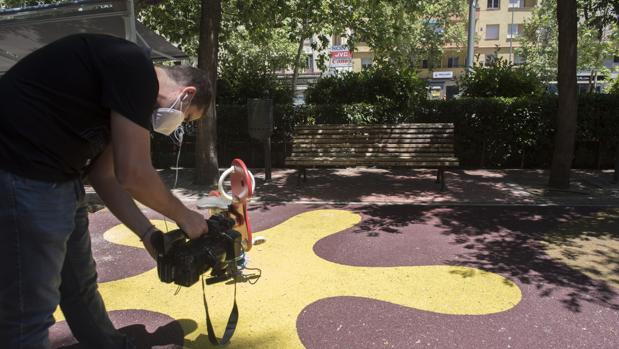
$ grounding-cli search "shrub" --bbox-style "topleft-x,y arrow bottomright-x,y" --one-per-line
217,72 -> 292,105
606,78 -> 619,95
459,56 -> 546,98
305,66 -> 427,122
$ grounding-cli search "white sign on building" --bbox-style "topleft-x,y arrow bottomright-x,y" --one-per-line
329,45 -> 353,71
432,71 -> 454,79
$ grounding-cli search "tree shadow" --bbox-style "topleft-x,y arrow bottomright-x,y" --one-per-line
353,205 -> 619,312
253,167 -> 473,206
159,167 -> 618,211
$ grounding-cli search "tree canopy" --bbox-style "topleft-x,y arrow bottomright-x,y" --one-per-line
518,0 -> 619,83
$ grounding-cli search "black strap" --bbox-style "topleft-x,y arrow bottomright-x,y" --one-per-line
202,277 -> 239,346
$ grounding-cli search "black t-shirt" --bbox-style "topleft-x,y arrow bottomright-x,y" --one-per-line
0,33 -> 158,182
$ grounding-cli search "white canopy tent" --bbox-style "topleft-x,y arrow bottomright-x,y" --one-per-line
0,0 -> 188,75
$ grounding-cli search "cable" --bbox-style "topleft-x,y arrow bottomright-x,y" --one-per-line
163,125 -> 185,233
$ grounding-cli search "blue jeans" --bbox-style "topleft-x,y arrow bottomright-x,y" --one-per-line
0,169 -> 130,349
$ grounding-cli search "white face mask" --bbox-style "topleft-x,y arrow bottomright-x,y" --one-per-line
152,94 -> 185,136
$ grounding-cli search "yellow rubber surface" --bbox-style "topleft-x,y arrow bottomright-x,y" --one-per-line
55,209 -> 521,348
543,208 -> 619,289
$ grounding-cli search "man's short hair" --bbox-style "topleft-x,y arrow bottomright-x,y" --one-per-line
161,65 -> 211,110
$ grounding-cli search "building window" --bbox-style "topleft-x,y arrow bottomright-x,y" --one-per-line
306,54 -> 314,72
486,24 -> 500,40
508,24 -> 523,39
332,35 -> 342,46
361,57 -> 373,70
488,0 -> 500,9
508,0 -> 523,9
485,54 -> 497,66
513,54 -> 525,65
447,56 -> 460,68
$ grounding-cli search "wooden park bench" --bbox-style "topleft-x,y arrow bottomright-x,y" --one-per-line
285,123 -> 459,190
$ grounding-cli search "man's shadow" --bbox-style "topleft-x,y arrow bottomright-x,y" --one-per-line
54,319 -> 195,349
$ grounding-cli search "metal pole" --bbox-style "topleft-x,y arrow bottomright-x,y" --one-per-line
509,1 -> 515,63
466,0 -> 477,74
264,137 -> 272,181
126,0 -> 137,43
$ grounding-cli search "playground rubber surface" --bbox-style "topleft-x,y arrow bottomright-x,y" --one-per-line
49,203 -> 619,348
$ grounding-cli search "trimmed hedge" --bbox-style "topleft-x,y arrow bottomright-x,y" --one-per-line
414,95 -> 619,168
152,95 -> 619,169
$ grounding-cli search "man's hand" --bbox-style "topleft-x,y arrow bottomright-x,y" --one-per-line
178,209 -> 208,239
142,228 -> 164,260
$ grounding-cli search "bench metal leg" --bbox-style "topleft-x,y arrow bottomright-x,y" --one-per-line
297,167 -> 307,185
437,168 -> 446,191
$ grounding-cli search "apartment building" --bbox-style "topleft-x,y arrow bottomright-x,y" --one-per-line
415,0 -> 536,99
311,0 -> 537,99
300,0 -> 615,101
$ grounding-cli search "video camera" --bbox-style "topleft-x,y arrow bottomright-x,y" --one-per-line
155,214 -> 244,287
150,159 -> 256,345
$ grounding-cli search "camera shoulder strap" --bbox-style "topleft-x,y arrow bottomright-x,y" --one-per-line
202,278 -> 239,346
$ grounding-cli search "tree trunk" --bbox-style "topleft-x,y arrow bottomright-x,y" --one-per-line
195,0 -> 221,187
614,142 -> 619,183
548,0 -> 578,189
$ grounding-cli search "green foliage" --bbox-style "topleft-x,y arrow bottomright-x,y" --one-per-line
217,26 -> 296,104
607,78 -> 619,94
218,74 -> 293,105
344,0 -> 467,70
518,0 -> 619,83
215,103 -> 307,145
459,56 -> 546,98
154,96 -> 619,169
283,96 -> 619,168
420,95 -> 619,167
138,1 -> 201,57
304,66 -> 427,122
413,97 -> 556,167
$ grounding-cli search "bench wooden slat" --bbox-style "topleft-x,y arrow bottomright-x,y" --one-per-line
286,123 -> 459,191
296,123 -> 454,130
287,155 -> 458,161
286,160 -> 459,167
290,152 -> 454,158
293,139 -> 454,145
293,134 -> 454,140
295,129 -> 454,135
294,143 -> 454,150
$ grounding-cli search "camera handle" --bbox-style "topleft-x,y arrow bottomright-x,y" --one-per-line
218,158 -> 255,202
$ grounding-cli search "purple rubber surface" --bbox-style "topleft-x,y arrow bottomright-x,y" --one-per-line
53,204 -> 619,348
50,310 -> 184,348
300,205 -> 619,348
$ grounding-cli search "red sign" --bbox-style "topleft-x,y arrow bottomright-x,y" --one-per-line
331,58 -> 352,66
330,51 -> 352,59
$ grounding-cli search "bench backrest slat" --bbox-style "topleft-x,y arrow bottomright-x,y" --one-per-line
285,123 -> 459,168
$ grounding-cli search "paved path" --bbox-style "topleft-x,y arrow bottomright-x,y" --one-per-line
55,168 -> 619,348
148,168 -> 619,206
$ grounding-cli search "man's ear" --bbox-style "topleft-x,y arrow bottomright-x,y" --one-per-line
181,86 -> 197,101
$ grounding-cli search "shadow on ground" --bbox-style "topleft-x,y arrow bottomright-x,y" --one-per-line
159,167 -> 619,208
348,205 -> 619,313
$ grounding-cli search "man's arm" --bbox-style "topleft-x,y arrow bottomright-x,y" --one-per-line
88,144 -> 160,257
103,111 -> 207,239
